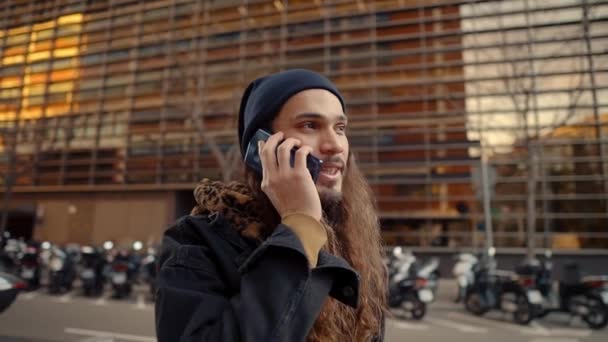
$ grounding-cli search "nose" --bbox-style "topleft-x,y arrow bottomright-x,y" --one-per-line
319,129 -> 344,156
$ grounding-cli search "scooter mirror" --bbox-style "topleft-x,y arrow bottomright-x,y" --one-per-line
103,241 -> 114,251
133,241 -> 143,251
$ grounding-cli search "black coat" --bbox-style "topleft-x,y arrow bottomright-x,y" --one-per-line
155,214 -> 384,341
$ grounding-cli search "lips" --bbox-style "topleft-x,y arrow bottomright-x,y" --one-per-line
318,162 -> 344,184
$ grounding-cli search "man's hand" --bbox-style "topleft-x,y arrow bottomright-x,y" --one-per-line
258,131 -> 322,222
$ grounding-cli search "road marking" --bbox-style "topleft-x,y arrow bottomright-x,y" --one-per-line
135,293 -> 147,310
446,311 -> 534,334
52,293 -> 73,303
529,321 -> 551,336
65,328 -> 156,342
20,291 -> 38,300
547,329 -> 591,338
529,339 -> 579,342
426,317 -> 488,333
93,296 -> 107,306
446,312 -> 591,338
390,320 -> 430,331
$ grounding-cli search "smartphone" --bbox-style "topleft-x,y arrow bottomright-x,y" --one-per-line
244,129 -> 323,183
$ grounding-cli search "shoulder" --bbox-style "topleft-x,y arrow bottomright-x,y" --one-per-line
158,215 -> 217,267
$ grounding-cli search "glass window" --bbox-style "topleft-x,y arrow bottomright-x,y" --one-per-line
107,49 -> 130,61
84,19 -> 110,32
105,85 -> 127,98
76,89 -> 99,101
3,55 -> 25,65
25,95 -> 46,106
27,84 -> 46,96
0,77 -> 21,88
0,88 -> 21,99
58,13 -> 84,25
53,58 -> 76,70
79,78 -> 104,89
137,70 -> 163,82
106,74 -> 130,86
288,20 -> 323,35
175,39 -> 191,52
28,51 -> 51,62
113,14 -> 132,26
6,34 -> 28,45
34,28 -> 55,41
50,69 -> 77,82
1,65 -> 24,76
139,44 -> 164,57
55,36 -> 80,48
48,81 -> 73,93
54,47 -> 79,58
81,53 -> 103,65
208,32 -> 241,45
56,24 -> 81,37
135,81 -> 161,94
143,8 -> 169,21
47,93 -> 68,104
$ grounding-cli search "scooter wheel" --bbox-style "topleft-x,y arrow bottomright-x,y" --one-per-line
512,294 -> 534,325
582,295 -> 608,330
411,300 -> 426,320
465,292 -> 489,316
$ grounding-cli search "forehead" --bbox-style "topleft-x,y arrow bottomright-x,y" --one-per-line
276,88 -> 345,121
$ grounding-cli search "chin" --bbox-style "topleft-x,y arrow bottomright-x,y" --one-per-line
317,183 -> 342,197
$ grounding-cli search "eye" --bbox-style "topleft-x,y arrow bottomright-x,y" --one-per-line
300,122 -> 316,130
336,124 -> 347,134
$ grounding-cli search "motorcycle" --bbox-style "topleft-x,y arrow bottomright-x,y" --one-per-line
387,247 -> 434,320
47,247 -> 76,294
79,246 -> 106,297
109,245 -> 140,299
464,248 -> 543,325
417,256 -> 440,298
529,252 -> 608,330
17,244 -> 41,290
141,246 -> 158,300
0,236 -> 20,274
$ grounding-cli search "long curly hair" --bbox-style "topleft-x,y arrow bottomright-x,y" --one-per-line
244,153 -> 388,341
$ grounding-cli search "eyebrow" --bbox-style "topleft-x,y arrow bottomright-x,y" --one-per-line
294,112 -> 348,123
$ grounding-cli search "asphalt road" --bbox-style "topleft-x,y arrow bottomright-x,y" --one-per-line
0,281 -> 606,342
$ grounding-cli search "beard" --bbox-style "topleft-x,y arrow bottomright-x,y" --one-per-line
319,189 -> 345,230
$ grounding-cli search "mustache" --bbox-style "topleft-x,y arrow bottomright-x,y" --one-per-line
320,156 -> 346,169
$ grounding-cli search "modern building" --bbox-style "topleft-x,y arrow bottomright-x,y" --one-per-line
2,0 -> 605,249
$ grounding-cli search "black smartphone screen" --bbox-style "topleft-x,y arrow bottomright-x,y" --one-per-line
244,129 -> 323,183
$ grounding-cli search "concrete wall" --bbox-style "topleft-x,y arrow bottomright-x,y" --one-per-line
12,190 -> 178,247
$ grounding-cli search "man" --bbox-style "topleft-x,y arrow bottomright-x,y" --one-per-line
155,69 -> 387,341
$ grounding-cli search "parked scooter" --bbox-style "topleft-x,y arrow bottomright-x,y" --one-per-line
141,246 -> 158,300
464,247 -> 543,325
47,246 -> 77,294
453,252 -> 478,303
17,244 -> 41,290
109,242 -> 141,299
387,247 -> 434,320
0,235 -> 20,274
526,251 -> 608,330
78,246 -> 106,297
417,257 -> 440,298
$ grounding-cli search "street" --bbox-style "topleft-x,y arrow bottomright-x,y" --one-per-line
0,281 -> 606,342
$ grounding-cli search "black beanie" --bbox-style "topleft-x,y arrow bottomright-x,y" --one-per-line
237,69 -> 345,156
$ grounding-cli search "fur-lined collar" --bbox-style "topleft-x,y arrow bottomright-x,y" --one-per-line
191,178 -> 269,242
